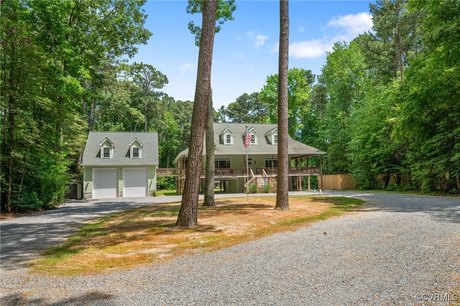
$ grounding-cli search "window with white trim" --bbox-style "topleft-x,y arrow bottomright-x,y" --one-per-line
273,134 -> 278,144
132,147 -> 139,158
215,159 -> 231,169
103,147 -> 111,158
224,133 -> 233,145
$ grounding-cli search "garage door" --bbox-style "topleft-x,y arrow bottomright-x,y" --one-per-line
123,168 -> 147,197
93,168 -> 118,198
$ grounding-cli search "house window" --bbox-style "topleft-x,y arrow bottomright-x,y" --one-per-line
103,147 -> 111,158
265,159 -> 278,168
250,134 -> 256,144
225,134 -> 233,145
215,159 -> 231,169
132,147 -> 140,158
273,134 -> 278,144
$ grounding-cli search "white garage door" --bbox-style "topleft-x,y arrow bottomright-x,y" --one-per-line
123,168 -> 147,197
93,168 -> 118,199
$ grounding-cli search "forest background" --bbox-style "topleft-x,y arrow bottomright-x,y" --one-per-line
1,0 -> 459,212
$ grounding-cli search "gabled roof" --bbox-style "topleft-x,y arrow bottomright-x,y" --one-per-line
265,127 -> 277,136
219,126 -> 234,135
129,138 -> 143,148
174,123 -> 325,162
81,132 -> 158,166
100,137 -> 115,147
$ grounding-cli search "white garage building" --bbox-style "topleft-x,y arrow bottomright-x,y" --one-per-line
81,132 -> 158,199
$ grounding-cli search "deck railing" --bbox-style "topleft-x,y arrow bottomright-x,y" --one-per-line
168,167 -> 321,178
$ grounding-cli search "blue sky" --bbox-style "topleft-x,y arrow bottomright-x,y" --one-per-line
134,0 -> 374,108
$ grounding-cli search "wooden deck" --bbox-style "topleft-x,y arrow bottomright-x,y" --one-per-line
157,167 -> 322,178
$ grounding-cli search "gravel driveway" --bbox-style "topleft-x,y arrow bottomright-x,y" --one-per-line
1,192 -> 459,305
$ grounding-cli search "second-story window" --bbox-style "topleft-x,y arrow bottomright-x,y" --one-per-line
132,147 -> 139,158
103,147 -> 111,158
273,134 -> 278,144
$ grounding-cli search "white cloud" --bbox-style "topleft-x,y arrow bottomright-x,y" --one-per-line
288,12 -> 373,59
246,31 -> 269,49
255,34 -> 269,49
290,39 -> 333,59
327,12 -> 373,39
179,63 -> 193,72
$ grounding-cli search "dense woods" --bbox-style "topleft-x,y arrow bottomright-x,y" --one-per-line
1,0 -> 458,212
217,0 -> 460,193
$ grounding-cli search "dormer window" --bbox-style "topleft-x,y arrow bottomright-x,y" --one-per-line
132,147 -> 140,158
103,147 -> 111,158
129,138 -> 143,159
248,127 -> 258,145
265,127 -> 278,145
220,126 -> 234,145
100,138 -> 114,159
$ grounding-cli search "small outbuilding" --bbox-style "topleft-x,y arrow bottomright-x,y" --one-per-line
81,132 -> 158,199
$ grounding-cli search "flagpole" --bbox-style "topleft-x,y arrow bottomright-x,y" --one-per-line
245,125 -> 249,194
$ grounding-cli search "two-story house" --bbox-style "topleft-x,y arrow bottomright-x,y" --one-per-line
81,132 -> 158,199
174,123 -> 325,193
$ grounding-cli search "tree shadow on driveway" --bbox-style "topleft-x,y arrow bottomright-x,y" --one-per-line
329,191 -> 460,224
1,291 -> 113,306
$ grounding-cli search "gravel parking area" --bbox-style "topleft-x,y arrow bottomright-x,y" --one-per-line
1,192 -> 459,305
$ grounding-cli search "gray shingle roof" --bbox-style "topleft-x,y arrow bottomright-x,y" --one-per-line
81,132 -> 158,166
174,123 -> 325,162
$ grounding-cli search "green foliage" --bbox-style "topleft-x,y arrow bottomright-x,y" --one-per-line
186,0 -> 236,46
157,177 -> 176,190
320,41 -> 366,174
263,183 -> 271,193
1,0 -> 151,211
259,68 -> 316,140
219,92 -> 268,123
249,183 -> 257,194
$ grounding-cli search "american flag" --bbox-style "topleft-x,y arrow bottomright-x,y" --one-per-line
243,127 -> 252,148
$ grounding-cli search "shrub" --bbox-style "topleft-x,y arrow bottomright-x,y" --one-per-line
249,183 -> 257,193
263,182 -> 271,193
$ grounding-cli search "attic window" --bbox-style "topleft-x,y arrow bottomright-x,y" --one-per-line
273,134 -> 278,145
220,127 -> 234,145
250,133 -> 257,145
132,147 -> 140,158
224,133 -> 233,145
103,147 -> 111,158
130,145 -> 142,159
100,138 -> 114,159
129,138 -> 143,159
248,128 -> 257,145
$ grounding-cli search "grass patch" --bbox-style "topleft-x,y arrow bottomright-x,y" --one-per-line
32,196 -> 364,276
155,189 -> 178,196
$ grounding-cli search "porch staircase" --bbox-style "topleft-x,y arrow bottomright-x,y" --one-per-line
244,169 -> 277,193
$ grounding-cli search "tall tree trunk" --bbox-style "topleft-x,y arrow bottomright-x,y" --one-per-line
276,0 -> 289,211
88,99 -> 95,131
144,100 -> 148,132
203,91 -> 215,207
6,96 -> 15,213
176,0 -> 217,227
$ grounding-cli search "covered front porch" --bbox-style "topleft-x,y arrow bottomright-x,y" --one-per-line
173,154 -> 323,194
